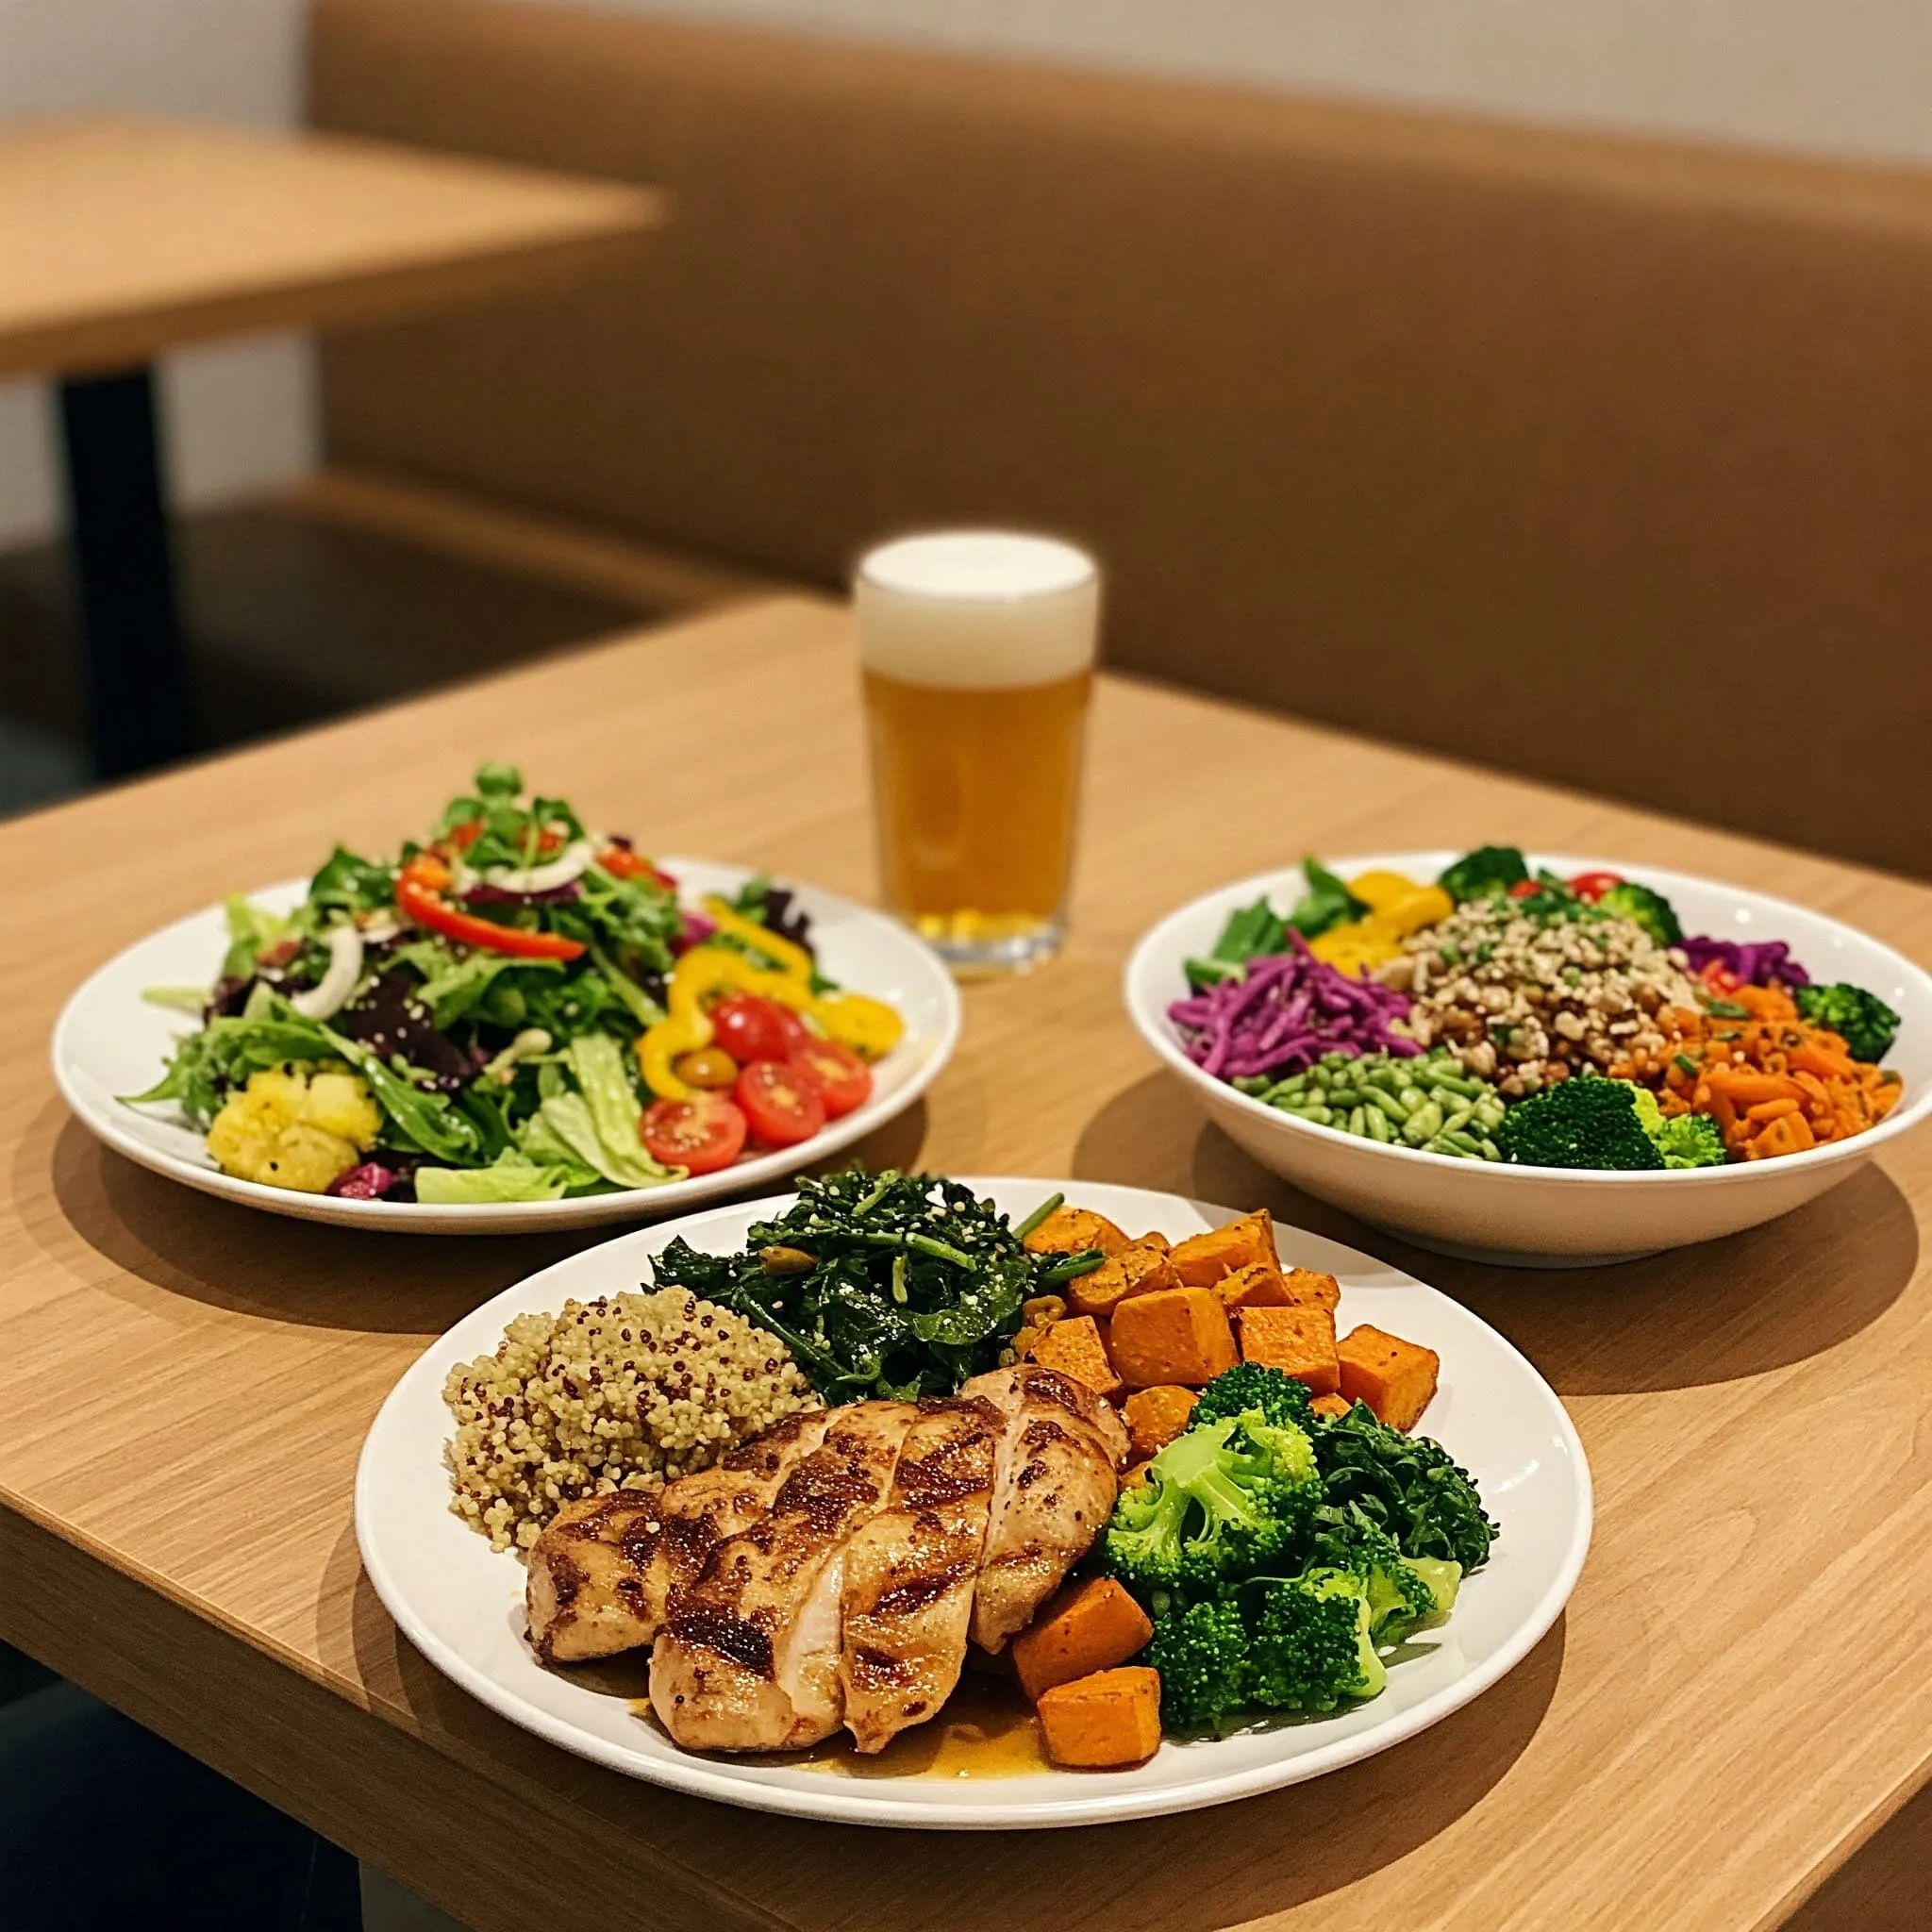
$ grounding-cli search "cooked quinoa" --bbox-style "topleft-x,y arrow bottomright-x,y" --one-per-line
1379,900 -> 1702,1097
442,1287 -> 818,1551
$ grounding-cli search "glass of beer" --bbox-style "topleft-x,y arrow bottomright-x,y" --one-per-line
857,530 -> 1098,974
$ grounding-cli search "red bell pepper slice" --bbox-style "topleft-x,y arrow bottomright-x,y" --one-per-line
597,846 -> 676,890
395,857 -> 587,960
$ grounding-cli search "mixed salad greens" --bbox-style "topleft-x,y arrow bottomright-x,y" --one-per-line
129,765 -> 903,1204
1174,846 -> 1906,1170
653,1171 -> 1104,1401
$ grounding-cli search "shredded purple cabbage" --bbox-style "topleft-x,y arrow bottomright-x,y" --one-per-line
1680,936 -> 1809,989
1168,933 -> 1418,1082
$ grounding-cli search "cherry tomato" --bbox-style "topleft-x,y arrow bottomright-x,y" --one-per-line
673,1045 -> 740,1090
711,993 -> 794,1064
772,1004 -> 814,1056
735,1058 -> 826,1147
1568,870 -> 1624,904
640,1093 -> 747,1174
1507,879 -> 1541,899
1698,958 -> 1744,997
788,1039 -> 873,1120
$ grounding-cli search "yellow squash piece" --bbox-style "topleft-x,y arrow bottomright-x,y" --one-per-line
206,1063 -> 380,1193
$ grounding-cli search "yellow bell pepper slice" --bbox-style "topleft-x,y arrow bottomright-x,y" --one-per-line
812,991 -> 905,1059
1378,885 -> 1454,936
700,896 -> 815,981
1345,870 -> 1423,913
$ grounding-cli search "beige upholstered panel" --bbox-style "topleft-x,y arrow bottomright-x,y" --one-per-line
311,0 -> 1932,875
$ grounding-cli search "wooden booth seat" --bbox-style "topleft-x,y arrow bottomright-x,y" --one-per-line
310,0 -> 1932,878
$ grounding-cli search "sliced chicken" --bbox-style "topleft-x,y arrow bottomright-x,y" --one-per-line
525,1408 -> 829,1665
649,1400 -> 915,1753
963,1365 -> 1128,1652
839,1393 -> 1005,1753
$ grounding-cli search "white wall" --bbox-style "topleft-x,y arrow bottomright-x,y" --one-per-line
3,0 -> 1930,546
0,0 -> 313,544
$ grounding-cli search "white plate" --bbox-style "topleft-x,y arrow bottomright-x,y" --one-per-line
52,859 -> 960,1234
355,1179 -> 1591,1828
1126,855 -> 1932,1266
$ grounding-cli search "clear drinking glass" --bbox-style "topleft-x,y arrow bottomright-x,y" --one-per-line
857,530 -> 1098,974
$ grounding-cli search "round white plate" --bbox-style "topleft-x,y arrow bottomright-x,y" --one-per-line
52,859 -> 960,1234
1126,855 -> 1932,1265
355,1179 -> 1591,1828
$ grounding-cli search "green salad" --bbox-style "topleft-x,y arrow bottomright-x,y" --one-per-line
128,764 -> 897,1205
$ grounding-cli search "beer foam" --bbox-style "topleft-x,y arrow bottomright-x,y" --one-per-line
857,531 -> 1098,689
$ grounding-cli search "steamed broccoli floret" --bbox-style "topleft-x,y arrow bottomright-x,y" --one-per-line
1495,1074 -> 1664,1172
1627,1085 -> 1726,1168
1192,1361 -> 1317,1432
1305,1503 -> 1463,1640
1794,981 -> 1902,1063
1104,1409 -> 1321,1605
1145,1596 -> 1252,1732
1594,880 -> 1682,947
1436,844 -> 1529,903
1248,1570 -> 1387,1711
1311,1403 -> 1499,1571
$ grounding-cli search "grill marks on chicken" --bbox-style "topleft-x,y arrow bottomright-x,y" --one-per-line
525,1408 -> 830,1664
841,1394 -> 1005,1754
533,1375 -> 1124,1756
966,1366 -> 1131,1653
650,1401 -> 916,1752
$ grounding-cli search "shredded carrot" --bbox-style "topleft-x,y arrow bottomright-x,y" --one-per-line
1611,979 -> 1902,1160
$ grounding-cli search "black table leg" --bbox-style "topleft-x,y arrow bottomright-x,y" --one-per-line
57,365 -> 194,778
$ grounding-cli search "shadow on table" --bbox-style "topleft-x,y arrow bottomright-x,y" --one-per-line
1074,1073 -> 1918,1395
28,1094 -> 931,1338
327,1505 -> 1563,1932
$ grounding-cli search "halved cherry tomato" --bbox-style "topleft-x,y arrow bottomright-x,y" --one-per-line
1698,957 -> 1744,997
735,1058 -> 826,1147
1507,879 -> 1541,899
673,1046 -> 740,1091
711,993 -> 794,1065
788,1039 -> 873,1120
1568,870 -> 1624,904
640,1092 -> 747,1174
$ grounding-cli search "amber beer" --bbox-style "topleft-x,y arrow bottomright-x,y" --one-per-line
857,532 -> 1099,972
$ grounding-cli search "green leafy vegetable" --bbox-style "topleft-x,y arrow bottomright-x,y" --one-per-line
1795,981 -> 1902,1063
651,1171 -> 1071,1402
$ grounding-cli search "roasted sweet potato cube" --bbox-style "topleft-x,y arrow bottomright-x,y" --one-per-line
1134,1231 -> 1172,1253
1238,1304 -> 1340,1395
1068,1241 -> 1180,1319
1011,1578 -> 1155,1703
1037,1667 -> 1163,1768
1028,1314 -> 1123,1399
1337,1324 -> 1441,1432
1214,1262 -> 1291,1311
1023,1205 -> 1129,1258
1169,1209 -> 1280,1286
1122,1384 -> 1199,1461
1308,1392 -> 1353,1421
1108,1287 -> 1240,1388
1278,1267 -> 1341,1312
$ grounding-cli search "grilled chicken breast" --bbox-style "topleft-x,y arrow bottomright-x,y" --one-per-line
964,1365 -> 1129,1652
649,1400 -> 915,1753
839,1393 -> 1005,1753
525,1408 -> 829,1664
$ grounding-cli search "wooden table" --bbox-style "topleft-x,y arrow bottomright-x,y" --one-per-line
0,114 -> 664,777
3,594 -> 1928,1931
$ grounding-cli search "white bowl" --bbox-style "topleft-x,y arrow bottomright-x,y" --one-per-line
1124,854 -> 1932,1266
53,858 -> 959,1235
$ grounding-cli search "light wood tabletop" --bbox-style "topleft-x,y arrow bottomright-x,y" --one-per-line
0,114 -> 665,380
2,594 -> 1928,1931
